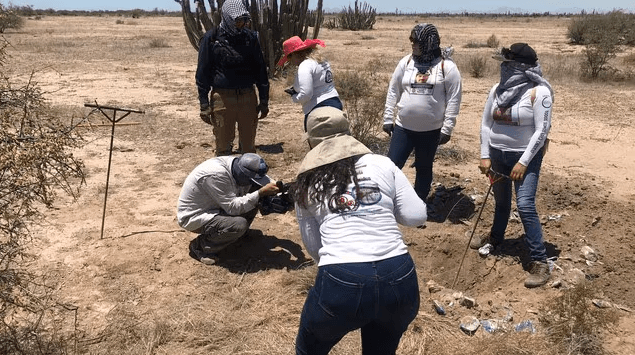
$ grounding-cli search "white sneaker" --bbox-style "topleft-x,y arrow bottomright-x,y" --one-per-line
478,243 -> 494,257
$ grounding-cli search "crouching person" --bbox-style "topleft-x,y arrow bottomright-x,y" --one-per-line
177,153 -> 279,265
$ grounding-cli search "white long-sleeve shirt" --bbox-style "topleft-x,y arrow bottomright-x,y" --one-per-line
176,156 -> 260,231
383,55 -> 462,135
295,154 -> 427,266
480,84 -> 553,166
292,58 -> 339,115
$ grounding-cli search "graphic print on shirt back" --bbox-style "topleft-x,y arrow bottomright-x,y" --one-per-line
325,70 -> 333,83
327,181 -> 382,214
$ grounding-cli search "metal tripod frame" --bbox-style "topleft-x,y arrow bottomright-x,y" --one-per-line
84,102 -> 145,239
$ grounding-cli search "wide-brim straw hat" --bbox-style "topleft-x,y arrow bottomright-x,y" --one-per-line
277,36 -> 326,67
297,107 -> 371,174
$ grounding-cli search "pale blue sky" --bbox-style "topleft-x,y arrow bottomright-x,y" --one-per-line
6,0 -> 634,13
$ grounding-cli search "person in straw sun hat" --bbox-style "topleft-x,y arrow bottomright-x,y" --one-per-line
278,36 -> 342,131
290,106 -> 427,355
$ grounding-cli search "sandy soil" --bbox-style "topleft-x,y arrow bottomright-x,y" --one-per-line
3,14 -> 635,354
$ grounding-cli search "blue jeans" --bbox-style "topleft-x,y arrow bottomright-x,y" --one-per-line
387,125 -> 441,201
304,97 -> 344,131
489,147 -> 547,262
295,253 -> 420,355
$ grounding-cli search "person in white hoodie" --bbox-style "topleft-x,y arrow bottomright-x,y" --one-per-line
383,23 -> 462,202
277,36 -> 342,131
291,107 -> 426,355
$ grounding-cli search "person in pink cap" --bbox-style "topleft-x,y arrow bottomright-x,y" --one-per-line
278,36 -> 342,131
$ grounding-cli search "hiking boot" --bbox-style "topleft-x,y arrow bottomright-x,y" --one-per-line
189,238 -> 219,266
469,233 -> 491,249
524,261 -> 550,288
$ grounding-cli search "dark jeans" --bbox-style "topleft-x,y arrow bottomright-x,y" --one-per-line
387,125 -> 441,201
489,147 -> 547,262
295,253 -> 420,355
304,97 -> 344,131
193,208 -> 257,253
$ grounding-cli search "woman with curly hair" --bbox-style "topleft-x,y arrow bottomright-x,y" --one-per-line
291,106 -> 426,355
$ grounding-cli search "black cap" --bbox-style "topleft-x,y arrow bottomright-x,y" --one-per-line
494,43 -> 538,65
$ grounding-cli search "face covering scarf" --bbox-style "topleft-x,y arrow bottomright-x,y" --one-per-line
411,23 -> 441,74
219,0 -> 250,36
495,61 -> 554,109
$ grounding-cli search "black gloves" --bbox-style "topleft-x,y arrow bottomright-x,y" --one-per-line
383,123 -> 394,136
200,103 -> 213,125
284,86 -> 297,96
438,133 -> 451,145
257,103 -> 269,119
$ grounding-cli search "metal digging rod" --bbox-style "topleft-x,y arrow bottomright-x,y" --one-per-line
84,102 -> 145,239
451,172 -> 506,289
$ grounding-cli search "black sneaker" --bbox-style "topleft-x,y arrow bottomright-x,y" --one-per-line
189,239 -> 219,265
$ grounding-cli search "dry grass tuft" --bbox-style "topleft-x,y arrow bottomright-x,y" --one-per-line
539,281 -> 620,355
149,38 -> 170,48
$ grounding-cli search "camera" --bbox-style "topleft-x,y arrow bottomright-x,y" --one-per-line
258,181 -> 294,215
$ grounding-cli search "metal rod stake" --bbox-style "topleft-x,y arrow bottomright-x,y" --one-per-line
84,102 -> 145,239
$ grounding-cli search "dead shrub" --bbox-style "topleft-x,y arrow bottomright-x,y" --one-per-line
336,58 -> 387,150
0,37 -> 85,355
539,281 -> 620,355
0,4 -> 24,33
464,40 -> 487,48
467,55 -> 488,78
486,34 -> 500,48
148,38 -> 170,48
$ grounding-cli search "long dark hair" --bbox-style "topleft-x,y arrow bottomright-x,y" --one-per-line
291,156 -> 361,210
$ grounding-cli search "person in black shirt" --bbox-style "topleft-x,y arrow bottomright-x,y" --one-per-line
196,0 -> 270,156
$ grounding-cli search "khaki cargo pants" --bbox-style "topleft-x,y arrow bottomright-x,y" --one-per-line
212,87 -> 258,156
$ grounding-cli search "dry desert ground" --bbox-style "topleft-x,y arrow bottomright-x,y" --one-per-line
2,14 -> 635,354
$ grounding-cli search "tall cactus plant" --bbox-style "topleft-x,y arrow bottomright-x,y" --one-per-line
175,0 -> 324,76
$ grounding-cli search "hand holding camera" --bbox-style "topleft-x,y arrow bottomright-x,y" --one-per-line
258,181 -> 295,215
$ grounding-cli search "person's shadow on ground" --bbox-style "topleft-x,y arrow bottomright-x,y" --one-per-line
426,184 -> 476,223
190,229 -> 311,274
493,236 -> 561,270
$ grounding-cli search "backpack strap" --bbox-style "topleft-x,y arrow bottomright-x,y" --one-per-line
441,59 -> 445,78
